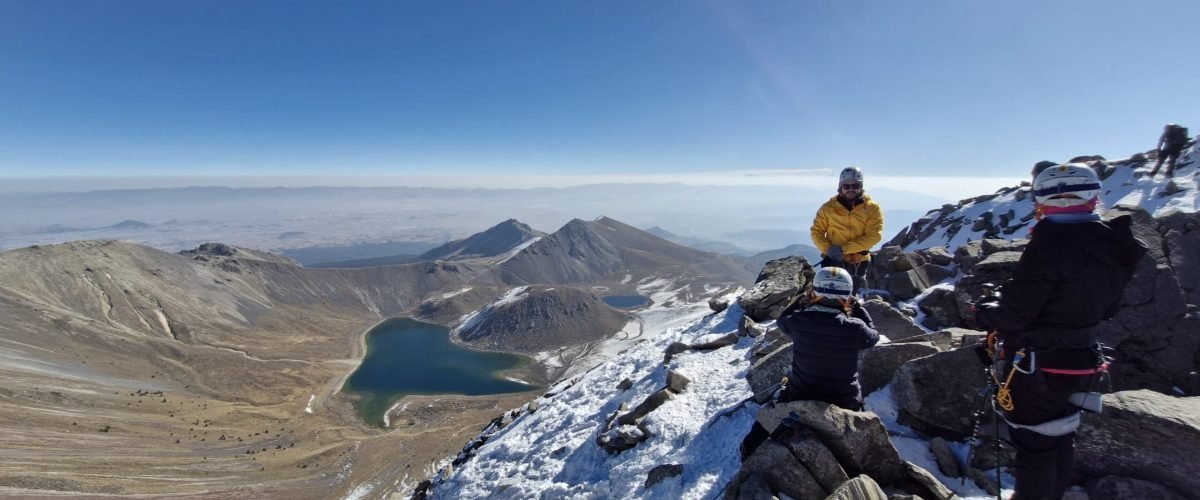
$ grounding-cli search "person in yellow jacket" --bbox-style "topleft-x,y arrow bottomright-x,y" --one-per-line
810,167 -> 884,293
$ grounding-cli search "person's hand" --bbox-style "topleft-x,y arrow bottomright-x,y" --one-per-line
825,245 -> 843,261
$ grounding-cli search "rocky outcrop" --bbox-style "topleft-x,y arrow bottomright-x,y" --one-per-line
1075,390 -> 1200,498
725,401 -> 953,499
737,256 -> 814,322
454,285 -> 629,354
897,206 -> 1200,393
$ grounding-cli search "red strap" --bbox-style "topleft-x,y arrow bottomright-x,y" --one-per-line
1041,362 -> 1110,376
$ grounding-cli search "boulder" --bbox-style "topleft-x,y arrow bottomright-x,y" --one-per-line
691,333 -> 739,351
644,463 -> 684,489
862,299 -> 927,341
738,440 -> 825,500
825,475 -> 888,500
738,256 -> 814,322
917,288 -> 961,330
778,425 -> 849,493
891,327 -> 982,352
860,342 -> 939,396
920,246 -> 954,266
1088,475 -> 1187,500
900,461 -> 957,500
729,472 -> 772,500
666,370 -> 691,393
737,315 -> 767,338
1076,390 -> 1200,496
928,437 -> 961,478
887,269 -> 926,301
757,401 -> 907,484
892,346 -> 989,438
747,344 -> 790,403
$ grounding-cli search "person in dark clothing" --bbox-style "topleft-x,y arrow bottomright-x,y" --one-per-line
1150,123 -> 1189,178
976,163 -> 1147,500
776,267 -> 880,410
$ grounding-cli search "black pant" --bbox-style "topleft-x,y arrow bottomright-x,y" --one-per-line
1151,146 -> 1183,177
819,257 -> 868,295
1004,368 -> 1093,500
779,381 -> 863,411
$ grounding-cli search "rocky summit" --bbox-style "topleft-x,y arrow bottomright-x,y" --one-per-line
424,145 -> 1199,500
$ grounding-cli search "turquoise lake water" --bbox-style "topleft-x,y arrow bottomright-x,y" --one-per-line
343,317 -> 533,426
602,294 -> 651,309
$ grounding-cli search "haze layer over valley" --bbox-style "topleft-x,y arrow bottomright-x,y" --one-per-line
0,182 -> 954,260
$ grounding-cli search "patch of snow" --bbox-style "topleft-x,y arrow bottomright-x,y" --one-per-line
495,237 -> 542,265
866,385 -> 1014,500
436,287 -> 473,300
621,274 -> 633,285
304,394 -> 316,414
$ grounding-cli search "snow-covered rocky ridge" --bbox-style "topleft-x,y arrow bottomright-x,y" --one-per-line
409,145 -> 1200,500
889,144 -> 1198,252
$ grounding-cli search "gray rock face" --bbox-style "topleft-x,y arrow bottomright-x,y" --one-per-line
917,287 -> 961,330
739,440 -> 825,500
928,437 -> 961,478
643,463 -> 684,489
746,344 -> 790,403
824,475 -> 888,500
1075,390 -> 1200,497
1088,475 -> 1188,500
862,299 -> 927,341
892,346 -> 989,438
455,285 -> 629,354
779,425 -> 850,493
860,342 -> 940,396
757,401 -> 906,484
738,256 -> 814,322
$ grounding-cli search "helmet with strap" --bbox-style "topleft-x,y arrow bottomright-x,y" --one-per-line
1032,163 -> 1100,208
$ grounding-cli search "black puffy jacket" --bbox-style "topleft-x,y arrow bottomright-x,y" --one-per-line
777,301 -> 879,399
976,215 -> 1147,359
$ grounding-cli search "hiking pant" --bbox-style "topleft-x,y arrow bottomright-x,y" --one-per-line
819,256 -> 869,295
1004,369 -> 1092,500
1151,146 -> 1183,177
779,381 -> 863,411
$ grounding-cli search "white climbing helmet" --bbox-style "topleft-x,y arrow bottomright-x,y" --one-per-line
812,267 -> 854,300
839,167 -> 864,186
1032,163 -> 1101,208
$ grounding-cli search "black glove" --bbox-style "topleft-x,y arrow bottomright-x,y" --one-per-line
973,344 -> 993,366
974,302 -> 999,330
825,245 -> 843,261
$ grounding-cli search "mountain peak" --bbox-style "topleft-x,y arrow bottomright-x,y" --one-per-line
420,219 -> 546,261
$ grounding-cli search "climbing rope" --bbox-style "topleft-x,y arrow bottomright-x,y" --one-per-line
994,349 -> 1025,412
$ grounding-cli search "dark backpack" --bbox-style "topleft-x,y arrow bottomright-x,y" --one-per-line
1166,124 -> 1189,146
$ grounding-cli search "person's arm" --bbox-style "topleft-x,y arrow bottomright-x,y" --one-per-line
811,205 -> 832,254
855,319 -> 880,349
842,203 -> 884,254
850,301 -> 874,329
1158,130 -> 1168,152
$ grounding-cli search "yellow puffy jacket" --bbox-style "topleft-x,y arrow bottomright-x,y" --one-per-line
810,194 -> 884,263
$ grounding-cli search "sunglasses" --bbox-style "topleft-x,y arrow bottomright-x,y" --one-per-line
840,183 -> 862,190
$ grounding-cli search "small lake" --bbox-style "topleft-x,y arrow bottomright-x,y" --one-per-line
343,317 -> 534,427
602,294 -> 651,309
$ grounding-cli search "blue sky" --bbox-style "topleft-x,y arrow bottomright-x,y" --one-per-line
1,1 -> 1197,180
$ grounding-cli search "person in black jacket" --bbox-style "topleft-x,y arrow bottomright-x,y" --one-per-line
976,163 -> 1146,500
1150,123 -> 1189,178
777,266 -> 880,410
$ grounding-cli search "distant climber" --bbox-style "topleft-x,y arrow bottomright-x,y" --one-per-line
975,163 -> 1147,500
776,267 -> 880,410
811,167 -> 884,294
1149,123 -> 1190,178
